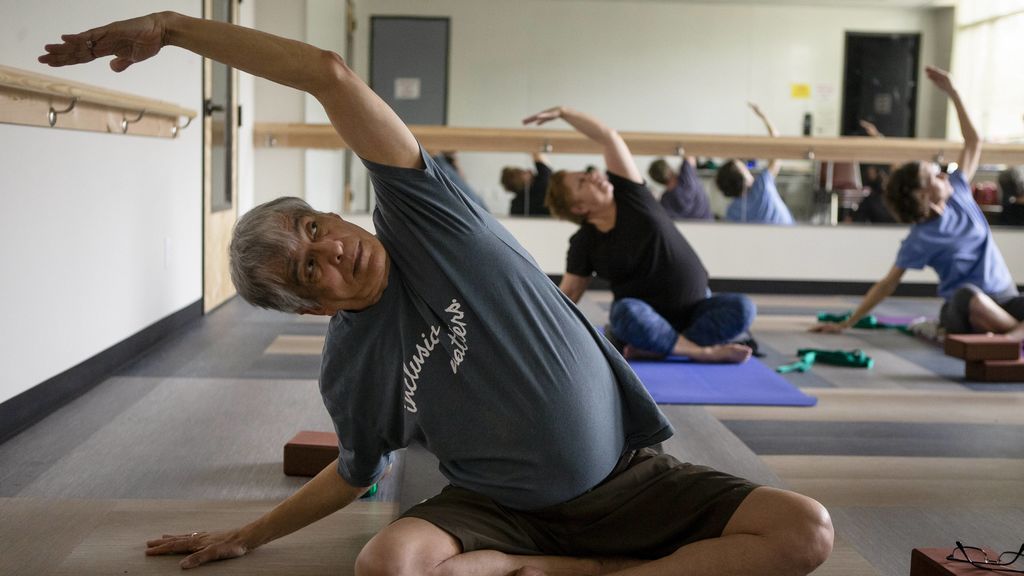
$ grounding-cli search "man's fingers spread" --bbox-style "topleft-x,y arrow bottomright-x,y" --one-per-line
43,43 -> 77,55
144,542 -> 177,556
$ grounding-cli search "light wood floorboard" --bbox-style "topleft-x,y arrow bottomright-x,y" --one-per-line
265,335 -> 327,355
0,498 -> 395,576
708,387 -> 1024,424
762,455 -> 1024,507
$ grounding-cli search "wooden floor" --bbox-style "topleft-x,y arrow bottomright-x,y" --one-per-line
0,293 -> 1021,575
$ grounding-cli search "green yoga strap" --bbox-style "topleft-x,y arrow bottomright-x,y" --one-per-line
817,312 -> 905,330
776,348 -> 874,373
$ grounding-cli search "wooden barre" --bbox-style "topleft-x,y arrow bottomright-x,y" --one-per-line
0,64 -> 196,137
253,122 -> 1024,165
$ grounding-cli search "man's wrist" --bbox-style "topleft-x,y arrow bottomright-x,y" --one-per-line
157,11 -> 185,48
237,521 -> 269,550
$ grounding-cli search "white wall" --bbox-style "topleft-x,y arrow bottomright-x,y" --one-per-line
0,1 -> 203,406
252,0 -> 307,207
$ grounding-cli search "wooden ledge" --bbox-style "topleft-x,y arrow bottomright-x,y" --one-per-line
0,64 -> 196,138
253,122 -> 1024,164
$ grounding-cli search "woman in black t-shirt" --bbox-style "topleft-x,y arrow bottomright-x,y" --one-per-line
524,106 -> 755,363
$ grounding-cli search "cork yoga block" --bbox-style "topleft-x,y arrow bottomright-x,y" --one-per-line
965,358 -> 1024,382
283,430 -> 339,477
944,334 -> 1021,361
910,547 -> 1002,576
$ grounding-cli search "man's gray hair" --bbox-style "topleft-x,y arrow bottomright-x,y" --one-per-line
229,196 -> 319,313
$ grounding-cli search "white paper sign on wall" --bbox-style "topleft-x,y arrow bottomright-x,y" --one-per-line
394,77 -> 422,100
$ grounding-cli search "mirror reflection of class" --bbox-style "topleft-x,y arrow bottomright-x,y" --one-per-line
251,0 -> 1022,230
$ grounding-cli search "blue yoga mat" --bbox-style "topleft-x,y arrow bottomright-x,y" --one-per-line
629,357 -> 818,406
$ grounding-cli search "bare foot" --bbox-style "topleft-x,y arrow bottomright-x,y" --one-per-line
688,343 -> 752,364
622,345 -> 666,360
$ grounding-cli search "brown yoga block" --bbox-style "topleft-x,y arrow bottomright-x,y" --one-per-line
944,334 -> 1021,361
911,547 -> 1000,575
965,358 -> 1024,382
284,430 -> 339,477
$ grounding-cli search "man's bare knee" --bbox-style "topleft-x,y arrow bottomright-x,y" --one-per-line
355,518 -> 460,576
726,488 -> 834,575
771,495 -> 834,575
795,502 -> 833,573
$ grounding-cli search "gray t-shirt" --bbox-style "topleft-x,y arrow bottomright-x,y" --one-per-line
319,147 -> 673,510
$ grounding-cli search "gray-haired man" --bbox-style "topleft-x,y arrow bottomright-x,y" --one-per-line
41,12 -> 832,575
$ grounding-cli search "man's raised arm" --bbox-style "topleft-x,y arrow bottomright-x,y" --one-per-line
39,11 -> 420,169
523,106 -> 642,183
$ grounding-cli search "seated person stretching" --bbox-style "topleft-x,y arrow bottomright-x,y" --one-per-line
503,151 -> 553,216
851,120 -> 898,224
42,13 -> 833,575
715,103 -> 795,225
999,166 -> 1024,226
812,66 -> 1024,341
648,148 -> 713,220
529,106 -> 756,364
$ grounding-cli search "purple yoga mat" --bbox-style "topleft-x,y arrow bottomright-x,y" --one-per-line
628,357 -> 818,406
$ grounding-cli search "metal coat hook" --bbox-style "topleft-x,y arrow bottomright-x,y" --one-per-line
806,149 -> 816,161
541,140 -> 553,153
48,97 -> 77,127
934,151 -> 945,164
675,144 -> 685,156
121,109 -> 146,134
171,115 -> 193,138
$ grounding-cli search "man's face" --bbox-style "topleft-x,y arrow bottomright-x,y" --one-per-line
287,212 -> 389,315
566,167 -> 614,217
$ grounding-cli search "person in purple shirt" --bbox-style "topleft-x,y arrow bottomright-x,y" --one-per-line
811,66 -> 1024,341
716,103 -> 795,225
648,149 -> 713,220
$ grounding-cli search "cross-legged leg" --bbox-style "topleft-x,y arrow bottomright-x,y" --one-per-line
512,488 -> 832,576
968,293 -> 1024,340
608,298 -> 752,363
356,517 -> 622,576
360,487 -> 832,576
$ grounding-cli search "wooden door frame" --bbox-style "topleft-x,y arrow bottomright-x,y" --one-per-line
202,0 -> 240,313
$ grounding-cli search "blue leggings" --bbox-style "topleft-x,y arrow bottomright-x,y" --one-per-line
608,294 -> 756,357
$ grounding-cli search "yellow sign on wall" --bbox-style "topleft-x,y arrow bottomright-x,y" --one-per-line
791,83 -> 811,99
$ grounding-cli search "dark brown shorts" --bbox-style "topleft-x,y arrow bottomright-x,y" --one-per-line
400,448 -> 759,559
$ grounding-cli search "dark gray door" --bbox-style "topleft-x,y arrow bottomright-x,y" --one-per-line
370,17 -> 449,125
841,33 -> 920,137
